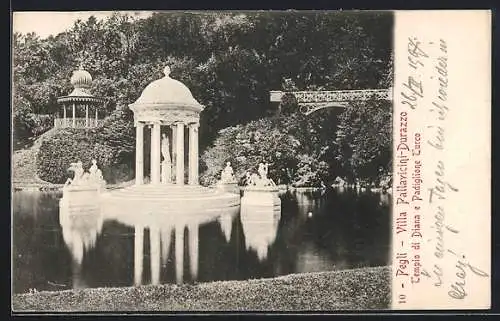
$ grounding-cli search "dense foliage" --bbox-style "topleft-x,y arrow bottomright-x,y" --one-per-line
335,98 -> 393,186
36,108 -> 135,184
14,11 -> 393,185
200,97 -> 392,187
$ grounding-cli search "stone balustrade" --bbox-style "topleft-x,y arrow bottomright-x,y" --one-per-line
54,118 -> 105,129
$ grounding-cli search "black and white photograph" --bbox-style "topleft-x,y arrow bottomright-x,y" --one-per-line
11,10 -> 394,312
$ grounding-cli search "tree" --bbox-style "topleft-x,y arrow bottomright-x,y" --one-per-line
335,98 -> 392,185
13,11 -> 394,184
200,114 -> 335,187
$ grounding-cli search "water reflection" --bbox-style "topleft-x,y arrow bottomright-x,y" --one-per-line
111,207 -> 238,286
218,213 -> 233,243
294,191 -> 327,218
379,192 -> 391,206
59,203 -> 103,288
240,205 -> 281,261
13,189 -> 391,293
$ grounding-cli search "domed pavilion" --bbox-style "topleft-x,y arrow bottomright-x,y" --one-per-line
99,66 -> 240,220
56,66 -> 106,129
129,65 -> 203,186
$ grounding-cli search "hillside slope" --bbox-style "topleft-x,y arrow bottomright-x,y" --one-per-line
12,129 -> 58,187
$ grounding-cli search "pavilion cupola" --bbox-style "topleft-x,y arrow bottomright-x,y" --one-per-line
55,65 -> 106,129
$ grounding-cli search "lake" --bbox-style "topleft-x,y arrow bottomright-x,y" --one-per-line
12,188 -> 391,294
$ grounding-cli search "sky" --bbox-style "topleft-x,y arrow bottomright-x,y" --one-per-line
12,11 -> 154,39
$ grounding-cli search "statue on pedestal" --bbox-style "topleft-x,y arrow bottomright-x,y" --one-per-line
246,162 -> 276,187
64,159 -> 106,188
220,161 -> 236,184
258,163 -> 269,180
89,159 -> 98,177
89,159 -> 105,187
65,161 -> 85,186
161,133 -> 172,184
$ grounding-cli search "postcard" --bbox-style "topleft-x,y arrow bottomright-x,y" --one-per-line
11,9 -> 491,312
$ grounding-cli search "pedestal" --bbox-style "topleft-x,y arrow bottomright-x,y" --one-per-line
241,186 -> 281,208
161,161 -> 172,184
217,182 -> 239,194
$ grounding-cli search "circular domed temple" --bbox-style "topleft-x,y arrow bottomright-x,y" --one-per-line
100,66 -> 240,216
56,66 -> 106,128
129,66 -> 203,186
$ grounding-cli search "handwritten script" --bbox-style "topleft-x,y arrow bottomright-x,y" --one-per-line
394,36 -> 489,307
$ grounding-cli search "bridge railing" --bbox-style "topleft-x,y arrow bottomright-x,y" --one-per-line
54,118 -> 105,129
270,88 -> 392,103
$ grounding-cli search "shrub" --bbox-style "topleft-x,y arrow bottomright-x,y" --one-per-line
200,116 -> 328,187
291,155 -> 330,187
36,108 -> 135,184
30,114 -> 54,137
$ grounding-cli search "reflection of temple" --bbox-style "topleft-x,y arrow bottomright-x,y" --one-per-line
103,206 -> 239,286
133,222 -> 198,285
240,205 -> 281,261
59,203 -> 103,288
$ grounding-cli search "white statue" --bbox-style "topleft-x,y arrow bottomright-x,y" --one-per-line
220,162 -> 236,183
89,159 -> 98,177
161,133 -> 172,183
75,161 -> 84,182
161,133 -> 171,164
88,159 -> 105,186
258,163 -> 269,180
64,159 -> 106,188
246,163 -> 276,187
65,161 -> 84,186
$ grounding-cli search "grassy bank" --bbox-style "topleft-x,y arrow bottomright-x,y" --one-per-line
12,266 -> 390,312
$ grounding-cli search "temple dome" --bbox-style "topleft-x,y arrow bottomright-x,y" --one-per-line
57,66 -> 104,104
130,66 -> 203,109
70,67 -> 92,89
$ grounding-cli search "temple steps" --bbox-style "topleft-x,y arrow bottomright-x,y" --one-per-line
101,184 -> 239,202
98,183 -> 240,219
105,185 -> 223,198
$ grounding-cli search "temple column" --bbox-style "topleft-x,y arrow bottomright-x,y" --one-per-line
175,122 -> 185,185
63,105 -> 67,127
135,122 -> 144,185
150,122 -> 161,184
188,223 -> 199,281
188,123 -> 199,185
72,103 -> 76,128
171,124 -> 177,182
85,104 -> 89,128
134,225 -> 144,286
175,224 -> 184,284
150,227 -> 161,285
